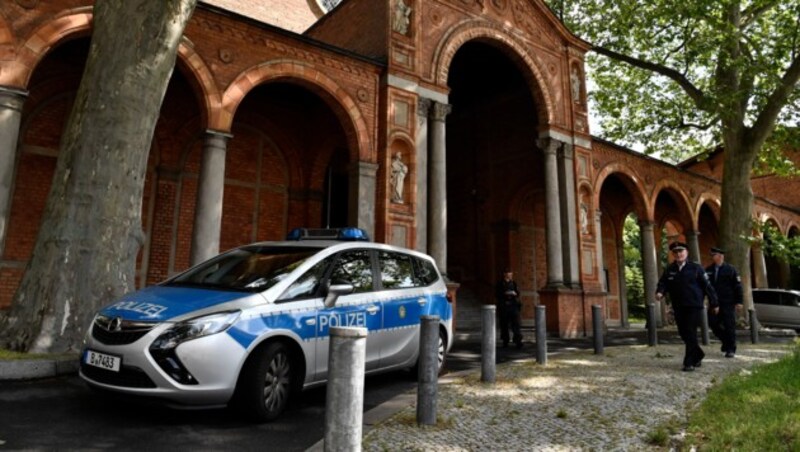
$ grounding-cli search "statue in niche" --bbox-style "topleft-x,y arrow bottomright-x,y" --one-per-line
580,202 -> 589,234
390,152 -> 408,203
393,0 -> 412,35
570,66 -> 582,103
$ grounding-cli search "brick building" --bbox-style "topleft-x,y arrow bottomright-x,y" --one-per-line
0,0 -> 798,336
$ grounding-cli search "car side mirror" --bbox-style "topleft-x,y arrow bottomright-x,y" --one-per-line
323,281 -> 354,308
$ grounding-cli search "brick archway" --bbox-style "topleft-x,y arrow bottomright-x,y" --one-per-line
220,61 -> 371,164
694,193 -> 720,230
650,180 -> 694,230
432,20 -> 554,127
593,163 -> 649,220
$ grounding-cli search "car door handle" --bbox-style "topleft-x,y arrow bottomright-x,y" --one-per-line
366,305 -> 379,314
305,318 -> 316,326
418,298 -> 427,305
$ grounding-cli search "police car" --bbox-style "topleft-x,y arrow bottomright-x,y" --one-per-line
79,228 -> 453,421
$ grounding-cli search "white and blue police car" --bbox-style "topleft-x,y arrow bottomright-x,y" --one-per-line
79,228 -> 453,421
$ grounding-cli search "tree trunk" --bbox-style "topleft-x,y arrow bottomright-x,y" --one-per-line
718,139 -> 758,310
0,0 -> 197,352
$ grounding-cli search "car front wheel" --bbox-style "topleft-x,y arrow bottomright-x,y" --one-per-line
234,342 -> 294,422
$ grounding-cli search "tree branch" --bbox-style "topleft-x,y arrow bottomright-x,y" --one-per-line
592,44 -> 708,108
741,1 -> 779,29
748,53 -> 800,148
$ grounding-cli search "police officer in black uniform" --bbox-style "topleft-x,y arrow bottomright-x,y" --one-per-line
495,268 -> 523,348
706,247 -> 743,358
656,241 -> 718,371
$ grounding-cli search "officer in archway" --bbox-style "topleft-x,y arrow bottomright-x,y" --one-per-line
656,241 -> 718,371
705,247 -> 743,357
495,268 -> 523,349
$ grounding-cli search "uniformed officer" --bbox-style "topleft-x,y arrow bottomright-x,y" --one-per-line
495,268 -> 523,349
705,247 -> 743,358
656,241 -> 718,371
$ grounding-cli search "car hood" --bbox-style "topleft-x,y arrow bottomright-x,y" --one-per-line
98,286 -> 256,322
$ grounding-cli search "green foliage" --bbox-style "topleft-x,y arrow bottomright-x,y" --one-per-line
685,343 -> 800,450
549,0 -> 800,168
623,215 -> 646,318
751,220 -> 800,266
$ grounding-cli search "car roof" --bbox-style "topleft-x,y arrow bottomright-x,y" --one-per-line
239,240 -> 437,261
752,288 -> 800,295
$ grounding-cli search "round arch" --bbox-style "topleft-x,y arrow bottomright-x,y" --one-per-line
593,163 -> 649,220
220,61 -> 371,164
431,20 -> 554,127
649,179 -> 694,229
693,193 -> 720,230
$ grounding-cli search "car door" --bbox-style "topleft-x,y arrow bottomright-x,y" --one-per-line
375,250 -> 426,369
753,290 -> 781,326
314,249 -> 382,379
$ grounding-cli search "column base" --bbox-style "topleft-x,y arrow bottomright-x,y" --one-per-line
537,287 -> 589,338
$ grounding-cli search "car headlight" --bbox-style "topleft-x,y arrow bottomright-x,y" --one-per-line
150,310 -> 241,351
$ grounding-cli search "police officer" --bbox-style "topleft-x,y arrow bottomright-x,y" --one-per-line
656,241 -> 718,371
495,268 -> 523,349
706,247 -> 743,358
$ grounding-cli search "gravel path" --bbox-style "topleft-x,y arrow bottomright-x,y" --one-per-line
362,342 -> 794,451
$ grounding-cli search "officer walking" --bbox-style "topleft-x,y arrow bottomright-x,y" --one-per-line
706,247 -> 743,358
656,241 -> 718,371
495,268 -> 523,349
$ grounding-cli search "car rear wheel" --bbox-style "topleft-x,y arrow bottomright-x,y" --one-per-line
234,342 -> 294,422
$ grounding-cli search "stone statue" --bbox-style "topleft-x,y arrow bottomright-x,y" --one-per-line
390,152 -> 408,203
580,203 -> 589,234
570,66 -> 582,103
393,0 -> 412,35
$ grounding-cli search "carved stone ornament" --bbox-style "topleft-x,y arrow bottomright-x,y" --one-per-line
390,152 -> 408,203
357,88 -> 369,103
392,0 -> 413,36
218,48 -> 234,64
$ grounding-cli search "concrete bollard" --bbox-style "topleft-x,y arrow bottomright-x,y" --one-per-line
324,327 -> 368,452
535,305 -> 547,366
417,315 -> 439,426
701,305 -> 710,345
592,305 -> 604,355
749,308 -> 759,344
481,305 -> 496,383
647,303 -> 658,346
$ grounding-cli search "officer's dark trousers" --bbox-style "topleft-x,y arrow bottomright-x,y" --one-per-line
709,304 -> 737,353
499,306 -> 522,346
674,306 -> 704,367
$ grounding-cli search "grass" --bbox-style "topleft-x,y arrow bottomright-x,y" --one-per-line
684,340 -> 800,450
0,349 -> 75,360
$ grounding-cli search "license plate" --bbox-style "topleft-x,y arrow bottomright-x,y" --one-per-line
84,350 -> 122,372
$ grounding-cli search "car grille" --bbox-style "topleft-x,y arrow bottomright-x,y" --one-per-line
91,316 -> 156,345
81,363 -> 157,388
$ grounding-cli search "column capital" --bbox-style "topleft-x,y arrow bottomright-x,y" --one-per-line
559,141 -> 574,160
349,160 -> 379,176
204,129 -> 233,140
430,102 -> 452,121
537,137 -> 563,155
0,86 -> 28,112
417,97 -> 433,117
638,220 -> 655,229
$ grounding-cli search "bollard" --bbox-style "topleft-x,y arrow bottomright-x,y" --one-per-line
417,315 -> 440,426
481,305 -> 496,383
592,305 -> 604,355
701,305 -> 710,346
749,308 -> 759,344
535,305 -> 547,365
647,303 -> 658,346
324,327 -> 368,452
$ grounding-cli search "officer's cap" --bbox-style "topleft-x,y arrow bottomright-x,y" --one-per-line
710,247 -> 725,255
669,241 -> 688,252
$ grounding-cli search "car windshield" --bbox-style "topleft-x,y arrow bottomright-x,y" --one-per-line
164,246 -> 322,292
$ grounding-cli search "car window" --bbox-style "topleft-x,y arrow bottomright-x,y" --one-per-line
753,291 -> 780,305
164,247 -> 319,292
329,250 -> 373,293
378,251 -> 419,289
277,258 -> 331,302
780,292 -> 800,307
414,257 -> 439,286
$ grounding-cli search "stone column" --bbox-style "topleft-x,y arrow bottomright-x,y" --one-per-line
348,161 -> 378,239
752,243 -> 769,288
616,236 -> 629,327
428,102 -> 451,275
686,230 -> 701,263
0,86 -> 28,257
538,138 -> 564,287
415,98 -> 432,253
190,130 -> 232,266
595,210 -> 606,292
558,142 -> 580,289
639,221 -> 661,324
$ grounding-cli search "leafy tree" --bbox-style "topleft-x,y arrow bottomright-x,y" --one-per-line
623,215 -> 645,319
551,0 -> 800,307
0,0 -> 198,352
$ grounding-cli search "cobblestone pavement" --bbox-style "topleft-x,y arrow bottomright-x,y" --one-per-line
362,342 -> 795,451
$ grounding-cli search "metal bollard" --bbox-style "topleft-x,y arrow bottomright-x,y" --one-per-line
647,303 -> 658,346
481,305 -> 496,383
701,305 -> 710,345
417,315 -> 440,426
535,305 -> 547,365
749,308 -> 759,344
324,327 -> 368,452
592,305 -> 604,355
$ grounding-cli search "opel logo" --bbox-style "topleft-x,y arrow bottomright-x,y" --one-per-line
109,317 -> 123,332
